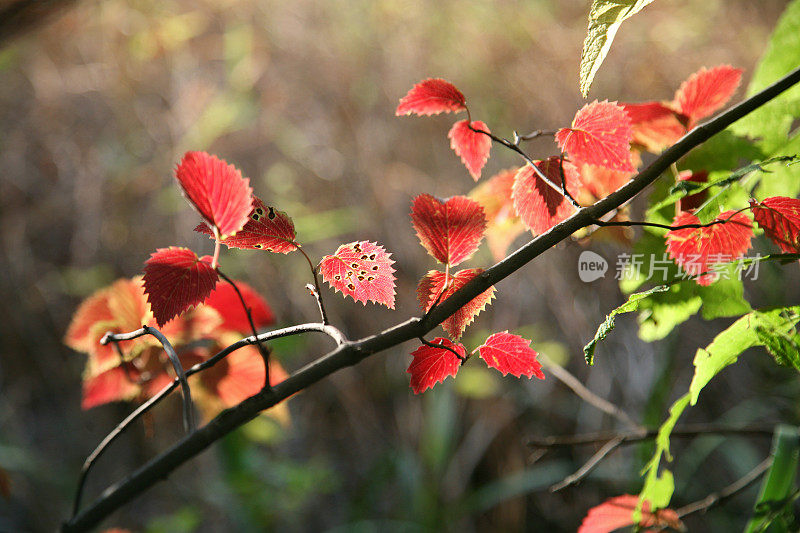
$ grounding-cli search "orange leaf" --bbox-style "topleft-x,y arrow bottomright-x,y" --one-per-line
673,65 -> 743,127
578,494 -> 683,533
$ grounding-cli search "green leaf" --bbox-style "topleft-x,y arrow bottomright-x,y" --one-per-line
756,327 -> 800,371
754,136 -> 800,200
697,268 -> 751,320
745,425 -> 800,533
732,0 -> 800,153
690,307 -> 800,405
584,285 -> 669,365
579,0 -> 656,97
637,284 -> 702,342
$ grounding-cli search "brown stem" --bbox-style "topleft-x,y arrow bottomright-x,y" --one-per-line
295,244 -> 329,325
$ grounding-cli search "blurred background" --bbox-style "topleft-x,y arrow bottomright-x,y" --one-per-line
0,0 -> 798,530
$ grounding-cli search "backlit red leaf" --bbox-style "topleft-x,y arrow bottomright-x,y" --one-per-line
417,268 -> 495,340
195,196 -> 297,253
407,337 -> 465,394
512,157 -> 581,235
196,345 -> 288,407
579,164 -> 634,201
478,332 -> 544,379
448,120 -> 492,181
142,247 -> 220,326
410,194 -> 487,266
176,151 -> 253,238
395,78 -> 466,116
622,102 -> 686,152
677,170 -> 709,212
578,494 -> 683,533
469,168 -> 526,260
82,366 -> 140,410
556,101 -> 634,172
204,280 -> 275,334
673,65 -> 742,126
319,241 -> 396,308
665,210 -> 753,286
750,196 -> 800,253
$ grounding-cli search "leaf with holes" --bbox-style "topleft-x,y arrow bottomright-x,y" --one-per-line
469,168 -> 526,260
410,194 -> 486,266
395,78 -> 466,116
622,102 -> 686,152
204,280 -> 275,334
196,196 -> 297,253
319,241 -> 396,309
417,268 -> 495,340
512,157 -> 581,235
477,332 -> 544,379
556,101 -> 634,172
407,338 -> 465,393
665,211 -> 753,286
578,494 -> 683,533
448,119 -> 492,181
142,247 -> 220,326
673,65 -> 743,127
751,196 -> 800,253
175,151 -> 253,238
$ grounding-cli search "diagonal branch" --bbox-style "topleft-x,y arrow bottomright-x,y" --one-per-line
62,65 -> 800,533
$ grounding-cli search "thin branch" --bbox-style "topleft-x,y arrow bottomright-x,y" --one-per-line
217,269 -> 272,390
515,129 -> 558,142
62,65 -> 800,533
593,206 -> 753,231
540,354 -> 643,431
295,245 -> 329,325
305,283 -> 327,325
550,436 -> 625,492
418,336 -> 467,363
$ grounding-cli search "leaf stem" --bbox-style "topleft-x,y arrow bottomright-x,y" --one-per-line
295,244 -> 329,325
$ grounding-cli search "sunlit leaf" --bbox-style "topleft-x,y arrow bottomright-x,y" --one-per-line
319,241 -> 396,308
622,101 -> 686,153
556,100 -> 634,172
477,331 -> 544,379
410,194 -> 486,266
417,268 -> 495,340
448,119 -> 492,181
578,494 -> 682,533
469,168 -> 526,260
751,196 -> 800,253
673,65 -> 743,127
407,337 -> 465,393
512,157 -> 581,235
195,196 -> 297,253
204,280 -> 275,334
395,78 -> 466,116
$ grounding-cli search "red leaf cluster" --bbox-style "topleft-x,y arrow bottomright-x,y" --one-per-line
578,495 -> 683,533
512,157 -> 581,235
665,210 -> 753,286
410,194 -> 486,266
556,100 -> 634,172
407,338 -> 465,394
395,79 -> 466,116
175,151 -> 253,238
196,196 -> 297,253
319,241 -> 397,309
417,268 -> 495,339
751,196 -> 800,253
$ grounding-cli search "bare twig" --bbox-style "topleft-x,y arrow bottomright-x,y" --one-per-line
295,245 -> 329,325
514,129 -> 558,143
63,64 -> 800,533
550,436 -> 625,491
305,283 -> 327,325
593,206 -> 753,231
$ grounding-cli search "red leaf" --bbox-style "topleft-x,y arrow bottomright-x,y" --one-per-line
197,345 -> 288,407
395,78 -> 466,116
204,280 -> 275,334
556,100 -> 634,172
622,102 -> 686,153
477,331 -> 544,379
319,241 -> 396,308
407,338 -> 465,393
665,210 -> 753,286
82,366 -> 140,410
410,194 -> 487,266
142,247 -> 220,326
677,170 -> 709,212
578,494 -> 683,533
175,151 -> 253,238
448,119 -> 492,181
750,196 -> 800,253
469,168 -> 526,260
579,164 -> 634,201
512,157 -> 581,235
417,268 -> 495,340
673,65 -> 743,126
195,196 -> 297,253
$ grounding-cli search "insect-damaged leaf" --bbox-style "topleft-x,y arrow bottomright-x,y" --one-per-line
196,196 -> 297,253
410,194 -> 486,267
319,241 -> 396,308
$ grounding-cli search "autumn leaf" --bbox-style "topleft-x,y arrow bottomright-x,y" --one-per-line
417,268 -> 495,340
579,163 -> 634,201
673,65 -> 743,127
410,194 -> 487,266
142,247 -> 220,326
578,494 -> 683,533
556,100 -> 634,172
512,157 -> 581,235
395,78 -> 467,116
407,337 -> 465,393
319,241 -> 396,308
477,332 -> 545,379
750,196 -> 800,253
175,151 -> 253,239
82,366 -> 141,410
195,196 -> 297,253
622,102 -> 686,153
665,211 -> 753,286
204,280 -> 275,334
448,119 -> 492,181
469,168 -> 526,260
